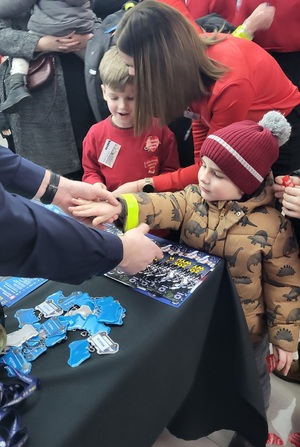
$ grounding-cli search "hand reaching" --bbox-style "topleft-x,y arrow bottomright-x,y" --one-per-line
274,175 -> 300,218
53,178 -> 119,227
113,180 -> 142,195
69,196 -> 122,226
273,345 -> 295,376
243,2 -> 275,36
118,223 -> 164,275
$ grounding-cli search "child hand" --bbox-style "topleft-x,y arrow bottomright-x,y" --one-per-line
274,175 -> 300,218
69,198 -> 122,226
272,346 -> 295,376
113,180 -> 143,194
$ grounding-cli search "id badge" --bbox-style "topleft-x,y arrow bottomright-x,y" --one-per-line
99,139 -> 121,168
7,324 -> 39,347
88,331 -> 119,355
35,299 -> 64,318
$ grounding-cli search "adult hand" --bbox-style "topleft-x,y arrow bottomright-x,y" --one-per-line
53,177 -> 119,226
118,223 -> 163,275
36,32 -> 93,53
56,32 -> 93,51
244,2 -> 275,36
274,175 -> 300,218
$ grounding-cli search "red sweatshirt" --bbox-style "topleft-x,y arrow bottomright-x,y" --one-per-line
155,0 -> 201,31
153,35 -> 300,192
233,0 -> 300,53
185,0 -> 236,22
82,116 -> 180,191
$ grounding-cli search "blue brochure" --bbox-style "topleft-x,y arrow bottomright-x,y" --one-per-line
105,234 -> 221,307
0,276 -> 48,307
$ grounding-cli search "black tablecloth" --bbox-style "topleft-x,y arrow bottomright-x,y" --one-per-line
4,261 -> 268,447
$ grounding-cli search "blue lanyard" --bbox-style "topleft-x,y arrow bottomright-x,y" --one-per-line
0,366 -> 39,447
0,366 -> 39,409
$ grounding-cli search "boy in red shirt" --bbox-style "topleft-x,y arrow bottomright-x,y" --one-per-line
82,46 -> 180,192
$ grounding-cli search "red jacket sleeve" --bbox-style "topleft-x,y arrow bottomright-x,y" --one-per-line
152,162 -> 200,192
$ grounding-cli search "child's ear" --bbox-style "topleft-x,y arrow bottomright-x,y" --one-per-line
101,84 -> 107,101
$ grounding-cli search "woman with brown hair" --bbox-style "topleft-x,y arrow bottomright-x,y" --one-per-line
114,1 -> 300,194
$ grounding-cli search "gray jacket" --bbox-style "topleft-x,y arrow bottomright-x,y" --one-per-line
0,0 -> 94,36
0,13 -> 94,174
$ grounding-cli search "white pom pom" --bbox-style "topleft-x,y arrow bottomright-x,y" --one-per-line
258,111 -> 291,147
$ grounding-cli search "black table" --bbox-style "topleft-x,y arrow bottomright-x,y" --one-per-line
4,261 -> 268,447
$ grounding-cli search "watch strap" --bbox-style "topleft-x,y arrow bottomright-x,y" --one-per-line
142,178 -> 155,193
40,172 -> 60,204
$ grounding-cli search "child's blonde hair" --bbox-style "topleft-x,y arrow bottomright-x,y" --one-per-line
99,46 -> 134,91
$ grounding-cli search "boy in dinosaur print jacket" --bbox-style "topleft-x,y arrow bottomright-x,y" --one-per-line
70,111 -> 300,412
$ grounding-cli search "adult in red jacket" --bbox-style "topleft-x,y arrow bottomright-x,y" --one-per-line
233,0 -> 300,98
114,1 -> 300,195
156,0 -> 200,28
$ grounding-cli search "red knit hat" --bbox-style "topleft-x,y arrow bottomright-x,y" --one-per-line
200,111 -> 291,195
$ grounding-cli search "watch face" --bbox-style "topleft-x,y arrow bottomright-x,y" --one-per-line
142,183 -> 155,193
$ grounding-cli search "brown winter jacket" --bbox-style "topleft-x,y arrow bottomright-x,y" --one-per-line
118,174 -> 300,352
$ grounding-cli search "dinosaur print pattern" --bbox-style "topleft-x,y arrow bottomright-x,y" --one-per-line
184,221 -> 205,238
121,173 -> 300,351
287,308 -> 300,323
274,328 -> 294,343
225,247 -> 243,268
248,230 -> 272,248
283,287 -> 300,302
283,235 -> 298,257
247,253 -> 262,273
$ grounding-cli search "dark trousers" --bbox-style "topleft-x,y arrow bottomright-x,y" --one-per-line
253,336 -> 271,412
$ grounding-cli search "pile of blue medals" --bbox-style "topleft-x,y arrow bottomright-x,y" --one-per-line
1,291 -> 126,375
0,291 -> 125,446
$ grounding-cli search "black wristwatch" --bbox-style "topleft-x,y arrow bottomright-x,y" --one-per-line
40,172 -> 60,204
142,178 -> 155,193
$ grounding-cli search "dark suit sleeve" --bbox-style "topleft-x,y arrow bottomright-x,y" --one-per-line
0,185 -> 123,283
0,145 -> 45,198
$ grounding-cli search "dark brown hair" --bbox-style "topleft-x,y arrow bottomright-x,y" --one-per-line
116,1 -> 227,134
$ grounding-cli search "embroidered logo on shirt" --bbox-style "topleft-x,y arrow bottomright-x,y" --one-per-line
144,156 -> 159,174
144,136 -> 160,152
